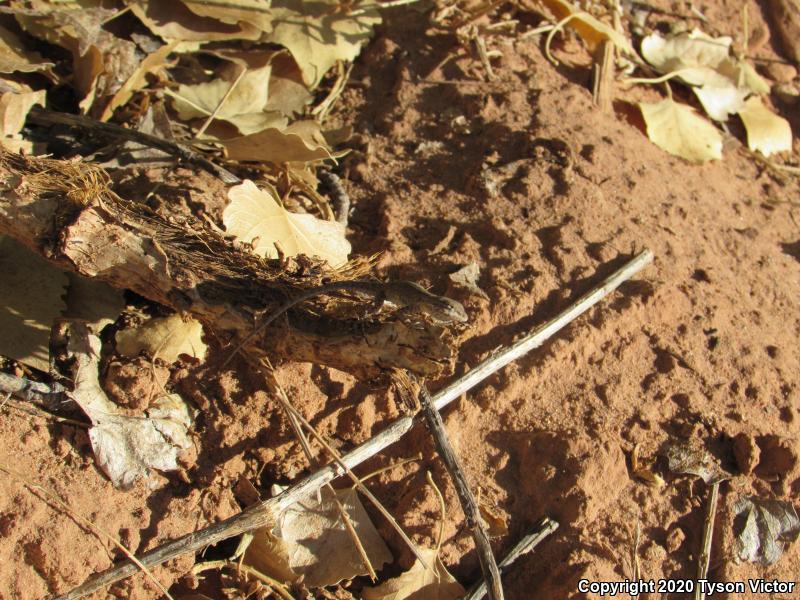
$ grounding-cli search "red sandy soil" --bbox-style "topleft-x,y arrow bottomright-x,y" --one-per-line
1,1 -> 799,598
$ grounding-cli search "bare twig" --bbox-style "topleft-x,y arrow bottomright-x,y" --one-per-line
26,107 -> 240,184
417,381 -> 504,600
193,67 -> 248,140
592,40 -> 615,113
695,481 -> 721,600
463,517 -> 560,600
54,250 -> 653,600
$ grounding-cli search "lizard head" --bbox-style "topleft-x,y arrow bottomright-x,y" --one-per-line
425,296 -> 468,324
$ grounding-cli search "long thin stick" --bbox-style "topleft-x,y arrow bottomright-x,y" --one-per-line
54,250 -> 653,600
26,107 -> 240,184
463,517 -> 559,600
417,382 -> 504,600
695,481 -> 720,600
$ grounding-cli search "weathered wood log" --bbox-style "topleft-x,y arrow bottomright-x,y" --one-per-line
0,150 -> 456,378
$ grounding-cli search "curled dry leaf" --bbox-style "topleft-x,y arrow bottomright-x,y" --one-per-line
737,96 -> 793,157
14,4 -> 139,113
129,0 -> 262,42
223,179 -> 350,267
638,98 -> 722,163
538,0 -> 635,55
0,83 -> 45,152
100,41 -> 180,122
180,0 -> 275,34
664,440 -> 726,484
221,120 -> 344,163
68,324 -> 195,489
244,485 -> 393,587
0,24 -> 52,74
115,313 -> 207,363
362,547 -> 465,600
733,496 -> 800,566
263,0 -> 382,89
641,30 -> 769,121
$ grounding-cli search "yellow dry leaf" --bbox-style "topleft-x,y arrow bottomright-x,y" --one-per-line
244,486 -> 393,587
129,0 -> 262,42
223,179 -> 350,266
115,313 -> 207,363
0,86 -> 45,138
170,64 -> 273,134
0,24 -> 52,73
180,0 -> 275,33
265,52 -> 313,117
538,0 -> 634,55
638,98 -> 722,163
100,41 -> 179,121
478,501 -> 508,538
263,0 -> 382,89
221,120 -> 344,163
738,96 -> 793,157
362,547 -> 465,600
0,236 -> 68,372
641,30 -> 768,121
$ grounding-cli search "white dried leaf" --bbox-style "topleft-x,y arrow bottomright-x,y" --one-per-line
224,179 -> 350,267
68,325 -> 194,489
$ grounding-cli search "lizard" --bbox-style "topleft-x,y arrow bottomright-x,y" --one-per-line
222,280 -> 468,368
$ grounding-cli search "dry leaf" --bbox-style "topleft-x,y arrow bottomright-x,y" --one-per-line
244,485 -> 393,587
115,313 -> 207,363
0,24 -> 52,73
362,547 -> 465,600
641,30 -> 768,121
733,496 -> 800,566
170,63 -> 274,135
223,179 -> 350,267
129,0 -> 262,42
221,120 -> 344,163
100,41 -> 179,121
0,235 -> 68,371
664,440 -> 726,484
641,30 -> 731,86
68,325 -> 195,489
263,0 -> 382,89
478,501 -> 508,537
14,5 -> 139,113
180,0 -> 275,33
538,0 -> 635,55
0,85 -> 45,151
738,96 -> 793,157
638,98 -> 722,163
265,52 -> 313,117
449,262 -> 488,299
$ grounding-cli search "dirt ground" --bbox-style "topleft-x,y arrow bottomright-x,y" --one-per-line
1,0 -> 799,598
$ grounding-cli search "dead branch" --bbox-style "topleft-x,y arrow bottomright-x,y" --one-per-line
417,381 -> 504,600
463,517 -> 560,600
0,150 -> 456,379
54,250 -> 653,600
